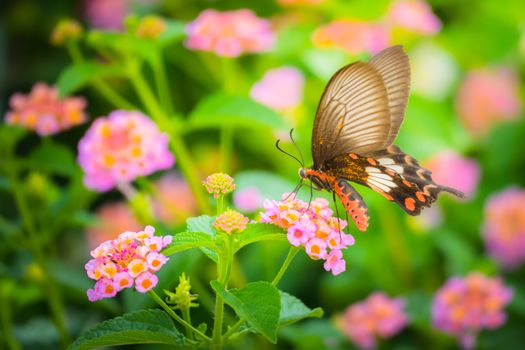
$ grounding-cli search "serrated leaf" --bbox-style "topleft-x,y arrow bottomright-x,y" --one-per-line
235,223 -> 286,252
68,309 -> 183,350
211,281 -> 280,343
162,231 -> 215,256
26,141 -> 78,176
187,215 -> 216,236
279,291 -> 323,327
186,94 -> 288,132
56,61 -> 124,96
186,215 -> 218,262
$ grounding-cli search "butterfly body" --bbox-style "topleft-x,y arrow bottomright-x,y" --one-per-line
298,45 -> 464,232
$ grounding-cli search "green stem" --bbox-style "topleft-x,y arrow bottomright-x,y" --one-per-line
216,196 -> 225,215
0,283 -> 21,350
149,290 -> 211,341
220,126 -> 234,174
66,42 -> 135,109
271,247 -> 299,287
212,235 -> 233,349
182,307 -> 194,340
169,135 -> 212,214
7,168 -> 70,348
151,49 -> 176,117
126,60 -> 211,214
221,318 -> 243,342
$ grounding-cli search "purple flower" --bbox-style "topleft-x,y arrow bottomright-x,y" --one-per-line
250,66 -> 305,111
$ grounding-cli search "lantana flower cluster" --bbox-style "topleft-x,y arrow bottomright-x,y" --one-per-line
5,83 -> 87,136
338,292 -> 408,349
432,272 -> 513,349
483,187 -> 525,269
260,194 -> 354,275
202,173 -> 236,198
77,110 -> 174,192
185,9 -> 275,57
85,226 -> 172,301
213,209 -> 249,234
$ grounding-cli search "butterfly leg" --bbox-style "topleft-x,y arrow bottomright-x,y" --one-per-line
329,178 -> 369,232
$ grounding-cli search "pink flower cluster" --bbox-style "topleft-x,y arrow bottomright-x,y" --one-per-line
339,292 -> 408,349
86,226 -> 172,301
185,9 -> 275,57
5,83 -> 87,136
260,194 -> 354,275
457,68 -> 521,137
425,151 -> 480,199
250,66 -> 305,112
387,0 -> 441,35
77,110 -> 174,192
234,187 -> 263,212
312,20 -> 389,55
84,0 -> 129,31
432,272 -> 513,349
483,188 -> 525,269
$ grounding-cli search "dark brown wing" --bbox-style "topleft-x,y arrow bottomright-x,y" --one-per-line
369,45 -> 410,147
311,46 -> 411,167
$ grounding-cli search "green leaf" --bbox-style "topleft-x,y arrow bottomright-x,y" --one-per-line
157,19 -> 186,46
56,61 -> 124,96
162,231 -> 215,256
211,281 -> 280,343
26,140 -> 78,176
186,94 -> 288,132
187,215 -> 216,236
186,215 -> 217,262
235,223 -> 286,252
279,291 -> 323,327
68,309 -> 183,350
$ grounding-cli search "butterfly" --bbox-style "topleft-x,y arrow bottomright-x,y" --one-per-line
286,45 -> 464,232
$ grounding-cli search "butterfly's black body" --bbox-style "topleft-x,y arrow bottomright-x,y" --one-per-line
298,46 -> 464,232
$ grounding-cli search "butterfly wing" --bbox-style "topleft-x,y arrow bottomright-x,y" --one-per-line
369,45 -> 410,147
330,178 -> 369,231
364,146 -> 465,214
312,46 -> 410,168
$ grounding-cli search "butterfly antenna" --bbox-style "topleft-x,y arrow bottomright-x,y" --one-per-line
289,129 -> 305,167
276,139 -> 303,167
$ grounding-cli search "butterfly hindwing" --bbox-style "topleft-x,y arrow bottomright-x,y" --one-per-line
364,145 -> 465,215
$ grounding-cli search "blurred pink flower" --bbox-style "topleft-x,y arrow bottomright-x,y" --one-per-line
86,202 -> 142,250
86,225 -> 172,301
424,151 -> 480,199
5,82 -> 87,136
312,20 -> 389,55
185,9 -> 275,57
339,292 -> 408,349
260,195 -> 353,275
84,0 -> 129,30
483,187 -> 525,269
432,272 -> 512,349
250,66 -> 305,111
387,0 -> 441,35
234,187 -> 263,212
152,172 -> 198,226
457,68 -> 521,137
278,0 -> 324,6
78,110 -> 174,192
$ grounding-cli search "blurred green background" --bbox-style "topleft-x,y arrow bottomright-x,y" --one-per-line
1,0 -> 525,349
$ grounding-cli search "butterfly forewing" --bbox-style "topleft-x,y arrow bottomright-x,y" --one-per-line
311,62 -> 391,167
369,46 -> 411,147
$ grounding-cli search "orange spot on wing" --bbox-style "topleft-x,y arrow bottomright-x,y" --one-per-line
415,191 -> 426,202
402,180 -> 412,188
349,153 -> 358,160
367,157 -> 377,165
405,197 -> 416,211
370,185 -> 394,201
